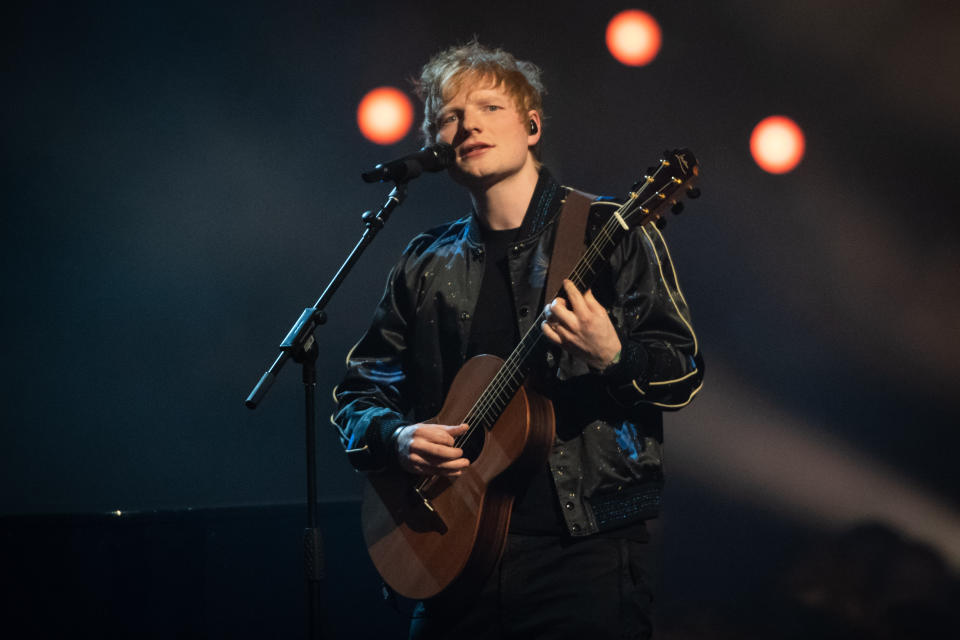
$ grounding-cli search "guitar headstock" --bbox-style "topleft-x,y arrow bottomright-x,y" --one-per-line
622,148 -> 700,230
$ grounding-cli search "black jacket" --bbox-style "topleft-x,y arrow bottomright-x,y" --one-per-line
334,169 -> 703,536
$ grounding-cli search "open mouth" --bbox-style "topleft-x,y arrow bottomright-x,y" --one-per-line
459,143 -> 492,158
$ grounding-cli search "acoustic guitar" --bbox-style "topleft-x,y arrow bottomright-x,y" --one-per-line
361,149 -> 700,600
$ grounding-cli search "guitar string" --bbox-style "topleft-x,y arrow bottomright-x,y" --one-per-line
466,216 -> 610,404
415,187 -> 664,493
414,213 -> 625,494
416,164 -> 683,492
463,166 -> 691,438
457,173 -> 678,444
457,198 -> 636,442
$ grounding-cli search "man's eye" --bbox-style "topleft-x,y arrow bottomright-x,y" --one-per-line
440,114 -> 458,125
484,105 -> 502,112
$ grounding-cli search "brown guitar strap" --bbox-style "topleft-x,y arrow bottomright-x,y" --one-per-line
544,188 -> 596,301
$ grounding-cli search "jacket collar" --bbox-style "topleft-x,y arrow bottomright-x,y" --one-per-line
466,167 -> 565,246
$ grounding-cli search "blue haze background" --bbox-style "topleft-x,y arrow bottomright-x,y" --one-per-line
3,0 -> 959,627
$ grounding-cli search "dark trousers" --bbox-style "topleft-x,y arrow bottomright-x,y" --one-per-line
409,533 -> 656,640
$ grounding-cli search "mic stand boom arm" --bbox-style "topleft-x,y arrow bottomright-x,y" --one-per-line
245,181 -> 407,409
244,181 -> 408,640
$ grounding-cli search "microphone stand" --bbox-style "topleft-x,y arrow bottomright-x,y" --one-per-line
245,180 -> 409,640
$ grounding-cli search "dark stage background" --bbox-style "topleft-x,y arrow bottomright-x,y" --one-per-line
3,0 -> 959,636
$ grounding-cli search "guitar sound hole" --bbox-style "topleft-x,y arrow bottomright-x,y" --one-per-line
460,426 -> 485,463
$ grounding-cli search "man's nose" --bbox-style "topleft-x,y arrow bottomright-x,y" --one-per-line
460,107 -> 481,132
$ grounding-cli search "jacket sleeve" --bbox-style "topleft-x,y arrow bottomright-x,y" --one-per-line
598,222 -> 703,410
332,241 -> 421,472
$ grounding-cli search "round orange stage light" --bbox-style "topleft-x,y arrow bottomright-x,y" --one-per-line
357,87 -> 414,145
606,10 -> 662,67
750,115 -> 806,174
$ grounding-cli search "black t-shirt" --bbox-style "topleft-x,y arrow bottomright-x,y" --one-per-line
467,222 -> 567,535
465,226 -> 519,361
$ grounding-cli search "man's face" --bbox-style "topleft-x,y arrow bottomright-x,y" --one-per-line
434,80 -> 541,189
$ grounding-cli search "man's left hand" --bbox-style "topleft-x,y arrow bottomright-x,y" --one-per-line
541,279 -> 621,370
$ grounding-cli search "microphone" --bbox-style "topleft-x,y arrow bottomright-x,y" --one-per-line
361,143 -> 455,183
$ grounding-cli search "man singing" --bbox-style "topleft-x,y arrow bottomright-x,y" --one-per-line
334,41 -> 702,639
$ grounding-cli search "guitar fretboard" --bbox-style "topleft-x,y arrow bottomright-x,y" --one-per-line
458,199 -> 635,438
440,149 -> 697,451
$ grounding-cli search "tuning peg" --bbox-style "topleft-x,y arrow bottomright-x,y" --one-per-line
671,201 -> 685,215
686,187 -> 701,199
655,216 -> 668,230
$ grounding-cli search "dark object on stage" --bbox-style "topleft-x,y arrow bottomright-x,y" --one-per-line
361,142 -> 455,183
246,167 -> 438,638
362,149 -> 701,600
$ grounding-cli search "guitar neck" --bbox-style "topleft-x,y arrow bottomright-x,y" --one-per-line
463,210 -> 630,433
461,148 -> 699,435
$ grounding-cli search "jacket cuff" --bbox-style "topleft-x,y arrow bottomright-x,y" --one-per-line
598,339 -> 648,386
346,413 -> 407,472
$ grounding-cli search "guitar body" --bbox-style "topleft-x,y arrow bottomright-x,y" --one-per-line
361,354 -> 555,600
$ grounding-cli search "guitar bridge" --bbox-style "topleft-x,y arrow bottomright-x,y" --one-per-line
414,485 -> 436,512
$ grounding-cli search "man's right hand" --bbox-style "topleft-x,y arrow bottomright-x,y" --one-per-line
394,423 -> 471,477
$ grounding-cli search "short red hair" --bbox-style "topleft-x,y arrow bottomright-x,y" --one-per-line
416,40 -> 545,156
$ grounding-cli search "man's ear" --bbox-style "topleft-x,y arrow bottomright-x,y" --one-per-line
527,111 -> 542,145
